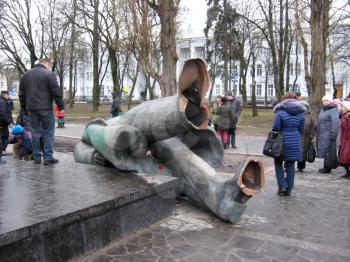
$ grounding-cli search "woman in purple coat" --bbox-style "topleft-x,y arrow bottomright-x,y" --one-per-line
272,92 -> 305,196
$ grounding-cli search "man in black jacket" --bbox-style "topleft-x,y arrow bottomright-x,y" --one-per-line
19,58 -> 64,165
0,90 -> 13,162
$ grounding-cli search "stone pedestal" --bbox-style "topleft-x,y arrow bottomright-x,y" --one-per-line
0,153 -> 179,261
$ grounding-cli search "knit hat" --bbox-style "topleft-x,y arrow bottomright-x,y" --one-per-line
322,95 -> 333,102
12,124 -> 24,135
342,101 -> 350,112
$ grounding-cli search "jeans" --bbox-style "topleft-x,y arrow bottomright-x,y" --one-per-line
274,159 -> 296,192
28,110 -> 55,161
229,128 -> 236,147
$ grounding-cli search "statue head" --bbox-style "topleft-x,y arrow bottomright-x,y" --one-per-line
178,58 -> 211,129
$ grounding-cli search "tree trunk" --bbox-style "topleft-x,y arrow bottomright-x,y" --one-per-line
68,0 -> 77,109
128,65 -> 140,110
92,0 -> 100,112
292,41 -> 299,89
328,41 -> 337,99
264,64 -> 268,108
251,53 -> 258,117
309,0 -> 330,122
266,0 -> 280,100
239,60 -> 248,108
108,46 -> 121,94
148,1 -> 178,97
59,61 -> 64,98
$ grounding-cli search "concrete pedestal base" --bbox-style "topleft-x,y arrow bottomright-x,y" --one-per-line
0,153 -> 178,261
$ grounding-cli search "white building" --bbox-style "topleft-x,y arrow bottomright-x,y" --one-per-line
67,35 -> 350,102
178,36 -> 350,101
0,71 -> 7,91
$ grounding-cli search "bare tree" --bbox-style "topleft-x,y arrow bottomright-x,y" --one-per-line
0,0 -> 45,73
146,0 -> 180,97
295,0 -> 335,121
128,0 -> 161,99
239,0 -> 293,99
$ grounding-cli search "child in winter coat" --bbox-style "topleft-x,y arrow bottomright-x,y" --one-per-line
55,104 -> 65,128
10,124 -> 33,160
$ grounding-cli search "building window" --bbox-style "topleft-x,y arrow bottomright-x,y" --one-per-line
194,46 -> 204,58
268,63 -> 273,75
0,82 -> 4,88
257,64 -> 262,76
289,63 -> 294,76
294,84 -> 300,93
297,62 -> 301,75
256,84 -> 262,96
215,84 -> 221,95
180,48 -> 190,60
268,84 -> 274,96
287,84 -> 300,93
249,85 -> 252,96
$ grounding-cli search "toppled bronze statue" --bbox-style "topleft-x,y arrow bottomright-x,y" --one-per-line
74,58 -> 265,223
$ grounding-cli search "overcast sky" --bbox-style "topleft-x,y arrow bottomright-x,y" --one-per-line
180,0 -> 208,38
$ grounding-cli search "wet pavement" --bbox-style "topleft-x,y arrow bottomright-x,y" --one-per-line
75,158 -> 350,262
3,126 -> 350,261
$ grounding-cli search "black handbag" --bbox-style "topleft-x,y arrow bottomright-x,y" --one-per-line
324,141 -> 339,169
263,131 -> 284,158
306,141 -> 316,163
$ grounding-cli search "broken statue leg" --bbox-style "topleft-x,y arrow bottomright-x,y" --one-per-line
74,118 -> 148,171
152,137 -> 265,223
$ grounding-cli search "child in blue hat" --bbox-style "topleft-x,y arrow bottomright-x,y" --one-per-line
10,124 -> 33,160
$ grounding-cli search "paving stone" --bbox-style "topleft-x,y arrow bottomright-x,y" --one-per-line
220,235 -> 264,252
258,241 -> 299,261
168,245 -> 198,258
90,254 -> 114,262
186,253 -> 211,262
104,245 -> 127,256
158,257 -> 177,262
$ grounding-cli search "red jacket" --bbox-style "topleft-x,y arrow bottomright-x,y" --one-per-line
55,105 -> 64,117
339,115 -> 350,164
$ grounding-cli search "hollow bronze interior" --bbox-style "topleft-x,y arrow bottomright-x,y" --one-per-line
237,160 -> 265,196
178,58 -> 210,128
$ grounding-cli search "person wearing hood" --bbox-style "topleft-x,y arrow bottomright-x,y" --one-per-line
111,91 -> 120,118
316,95 -> 340,173
297,101 -> 315,172
339,101 -> 350,179
272,92 -> 305,196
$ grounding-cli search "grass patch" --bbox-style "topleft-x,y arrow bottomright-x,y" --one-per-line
237,108 -> 274,135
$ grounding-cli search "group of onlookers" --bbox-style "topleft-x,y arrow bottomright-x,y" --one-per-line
272,92 -> 350,196
0,58 -> 65,165
211,91 -> 242,149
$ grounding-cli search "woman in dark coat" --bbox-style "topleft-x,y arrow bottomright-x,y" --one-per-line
272,92 -> 305,196
216,97 -> 231,149
339,101 -> 350,179
316,95 -> 340,173
297,102 -> 315,172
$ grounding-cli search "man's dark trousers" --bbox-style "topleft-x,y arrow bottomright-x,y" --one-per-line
0,124 -> 9,152
28,110 -> 55,161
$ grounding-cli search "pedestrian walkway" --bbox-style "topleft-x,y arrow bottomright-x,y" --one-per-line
75,159 -> 350,262
55,124 -> 267,156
